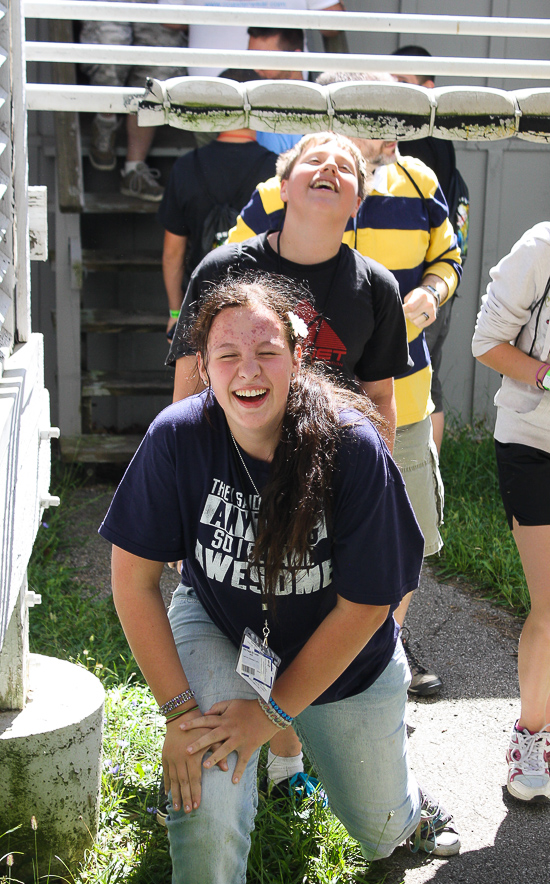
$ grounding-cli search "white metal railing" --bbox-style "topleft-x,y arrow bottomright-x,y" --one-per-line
24,77 -> 550,146
23,2 -> 550,81
23,2 -> 550,40
22,0 -> 550,140
25,42 -> 550,80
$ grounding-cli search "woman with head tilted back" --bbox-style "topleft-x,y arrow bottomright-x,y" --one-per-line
472,222 -> 550,803
100,275 -> 460,882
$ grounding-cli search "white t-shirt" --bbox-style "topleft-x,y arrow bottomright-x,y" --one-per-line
180,0 -> 335,76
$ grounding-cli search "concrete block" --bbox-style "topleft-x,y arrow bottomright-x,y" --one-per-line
0,654 -> 105,880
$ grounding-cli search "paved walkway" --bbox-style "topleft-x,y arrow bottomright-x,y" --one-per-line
380,568 -> 550,884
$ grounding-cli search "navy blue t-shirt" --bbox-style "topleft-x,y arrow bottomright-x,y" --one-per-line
99,391 -> 423,704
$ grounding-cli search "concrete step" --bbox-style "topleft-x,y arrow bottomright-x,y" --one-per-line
81,308 -> 166,333
59,433 -> 143,463
81,370 -> 173,398
83,192 -> 161,214
81,249 -> 162,272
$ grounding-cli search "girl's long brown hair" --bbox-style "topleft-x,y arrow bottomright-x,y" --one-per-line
190,273 -> 386,611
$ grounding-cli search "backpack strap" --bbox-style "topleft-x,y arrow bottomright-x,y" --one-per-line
396,159 -> 463,280
396,159 -> 428,207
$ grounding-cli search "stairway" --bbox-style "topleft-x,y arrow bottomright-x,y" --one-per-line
51,21 -> 194,463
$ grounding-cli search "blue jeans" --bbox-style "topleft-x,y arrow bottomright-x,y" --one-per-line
167,585 -> 421,884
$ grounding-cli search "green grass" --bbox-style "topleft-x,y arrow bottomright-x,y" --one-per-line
435,422 -> 530,617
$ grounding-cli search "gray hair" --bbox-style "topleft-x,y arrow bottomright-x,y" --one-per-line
316,70 -> 394,85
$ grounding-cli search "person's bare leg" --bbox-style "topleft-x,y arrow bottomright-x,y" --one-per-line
393,590 -> 414,629
430,410 -> 445,455
269,727 -> 302,758
513,521 -> 550,733
126,114 -> 156,163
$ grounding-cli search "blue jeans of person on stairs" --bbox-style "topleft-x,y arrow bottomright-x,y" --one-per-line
166,584 -> 421,884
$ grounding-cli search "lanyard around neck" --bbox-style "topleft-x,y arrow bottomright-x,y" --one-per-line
227,424 -> 271,640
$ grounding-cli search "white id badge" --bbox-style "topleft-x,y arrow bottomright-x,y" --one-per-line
236,627 -> 281,703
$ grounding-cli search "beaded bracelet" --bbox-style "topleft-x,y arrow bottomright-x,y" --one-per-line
257,698 -> 290,730
165,705 -> 200,724
257,697 -> 293,730
268,696 -> 293,724
159,688 -> 195,716
535,363 -> 550,391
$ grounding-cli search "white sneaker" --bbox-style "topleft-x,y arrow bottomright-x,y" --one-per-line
506,721 -> 550,803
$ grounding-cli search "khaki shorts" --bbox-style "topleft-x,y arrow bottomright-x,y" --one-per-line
394,417 -> 444,557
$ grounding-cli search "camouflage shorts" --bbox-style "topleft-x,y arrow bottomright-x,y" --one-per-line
80,0 -> 187,88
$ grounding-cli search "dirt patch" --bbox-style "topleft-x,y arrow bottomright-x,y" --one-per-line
60,483 -> 180,606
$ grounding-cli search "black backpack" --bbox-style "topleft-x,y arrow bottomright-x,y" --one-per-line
195,151 -> 269,259
445,167 -> 470,264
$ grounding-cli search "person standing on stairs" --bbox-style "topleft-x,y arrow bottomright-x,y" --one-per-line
80,1 -> 188,202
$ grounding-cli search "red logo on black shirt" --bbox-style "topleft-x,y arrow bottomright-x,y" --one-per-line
296,299 -> 347,367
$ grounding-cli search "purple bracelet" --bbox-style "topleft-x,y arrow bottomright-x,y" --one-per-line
159,688 -> 195,716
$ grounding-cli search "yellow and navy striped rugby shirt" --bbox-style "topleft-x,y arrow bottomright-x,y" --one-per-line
228,156 -> 462,427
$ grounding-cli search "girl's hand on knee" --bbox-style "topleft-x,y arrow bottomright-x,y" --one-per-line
162,718 -> 228,814
181,699 -> 278,784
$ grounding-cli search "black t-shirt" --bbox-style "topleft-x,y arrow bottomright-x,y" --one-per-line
158,140 -> 277,276
99,392 -> 424,703
166,233 -> 409,385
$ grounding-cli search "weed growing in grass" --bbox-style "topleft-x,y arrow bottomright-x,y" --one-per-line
435,423 -> 529,617
0,819 -> 74,884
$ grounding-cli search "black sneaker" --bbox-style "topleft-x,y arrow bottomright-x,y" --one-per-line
408,788 -> 460,856
400,627 -> 442,697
